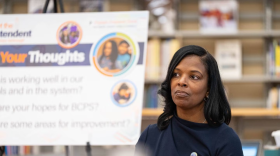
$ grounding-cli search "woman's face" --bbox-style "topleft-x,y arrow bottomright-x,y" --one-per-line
63,29 -> 68,36
170,55 -> 208,110
104,42 -> 112,56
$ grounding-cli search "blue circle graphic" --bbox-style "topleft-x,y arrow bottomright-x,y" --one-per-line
110,80 -> 137,107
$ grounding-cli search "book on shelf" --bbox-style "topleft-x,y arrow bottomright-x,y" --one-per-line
32,146 -> 40,155
199,0 -> 238,34
53,146 -> 64,154
267,43 -> 275,76
274,40 -> 280,77
160,39 -> 180,80
267,86 -> 280,109
143,85 -> 165,109
145,38 -> 161,81
268,40 -> 280,77
144,85 -> 159,108
145,38 -> 180,81
215,40 -> 242,79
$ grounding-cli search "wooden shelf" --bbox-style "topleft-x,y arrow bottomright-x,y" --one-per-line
142,108 -> 280,117
148,30 -> 280,38
223,76 -> 280,83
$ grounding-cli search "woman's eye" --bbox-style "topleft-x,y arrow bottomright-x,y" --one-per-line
173,73 -> 179,77
191,75 -> 200,80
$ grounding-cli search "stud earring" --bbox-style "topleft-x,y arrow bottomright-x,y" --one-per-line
204,94 -> 209,102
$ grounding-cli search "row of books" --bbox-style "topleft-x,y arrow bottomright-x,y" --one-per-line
143,85 -> 166,108
3,146 -> 65,155
145,38 -> 180,81
143,85 -> 159,108
146,39 -> 280,80
4,146 -> 33,156
267,40 -> 280,77
145,39 -> 243,81
144,84 -> 280,109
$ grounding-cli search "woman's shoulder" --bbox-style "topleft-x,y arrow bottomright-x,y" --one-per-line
217,123 -> 238,136
135,124 -> 160,156
214,124 -> 243,155
146,124 -> 159,132
142,124 -> 160,137
136,124 -> 161,144
212,123 -> 239,140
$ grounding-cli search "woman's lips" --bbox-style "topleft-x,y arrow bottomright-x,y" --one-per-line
175,90 -> 190,98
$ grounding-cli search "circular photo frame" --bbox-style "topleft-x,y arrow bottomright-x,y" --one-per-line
92,32 -> 138,77
56,21 -> 82,49
111,80 -> 137,107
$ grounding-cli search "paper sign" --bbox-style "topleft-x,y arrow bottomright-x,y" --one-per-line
0,11 -> 149,145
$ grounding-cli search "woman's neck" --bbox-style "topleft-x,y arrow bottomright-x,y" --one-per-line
176,104 -> 206,123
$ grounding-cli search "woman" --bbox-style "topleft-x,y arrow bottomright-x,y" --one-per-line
135,45 -> 243,156
98,40 -> 120,73
60,27 -> 70,44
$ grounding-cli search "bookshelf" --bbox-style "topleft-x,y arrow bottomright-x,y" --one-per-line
149,30 -> 280,38
23,154 -> 64,156
143,0 -> 280,149
142,108 -> 280,117
146,75 -> 280,84
7,154 -> 64,156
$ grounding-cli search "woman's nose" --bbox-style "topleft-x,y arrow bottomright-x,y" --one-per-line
177,76 -> 188,87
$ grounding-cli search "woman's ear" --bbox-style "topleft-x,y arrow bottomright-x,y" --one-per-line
206,91 -> 209,98
204,91 -> 210,102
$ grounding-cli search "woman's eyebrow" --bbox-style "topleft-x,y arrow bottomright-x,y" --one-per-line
174,68 -> 181,71
190,70 -> 203,76
174,68 -> 203,76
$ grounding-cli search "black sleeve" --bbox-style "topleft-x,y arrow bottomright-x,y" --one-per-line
135,125 -> 150,156
215,128 -> 244,156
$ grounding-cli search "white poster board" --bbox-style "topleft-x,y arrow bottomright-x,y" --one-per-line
215,40 -> 242,79
0,11 -> 149,145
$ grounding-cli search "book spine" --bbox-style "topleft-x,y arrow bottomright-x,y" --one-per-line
274,40 -> 280,77
268,43 -> 273,76
278,85 -> 280,109
4,146 -> 8,156
19,146 -> 24,155
32,146 -> 40,155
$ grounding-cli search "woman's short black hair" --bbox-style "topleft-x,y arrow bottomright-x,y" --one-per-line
119,40 -> 129,46
157,45 -> 231,130
119,83 -> 129,91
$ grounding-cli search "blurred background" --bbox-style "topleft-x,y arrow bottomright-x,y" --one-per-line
2,0 -> 280,155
